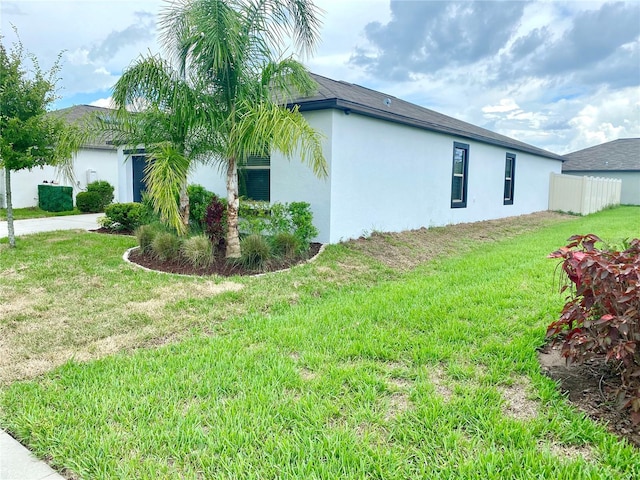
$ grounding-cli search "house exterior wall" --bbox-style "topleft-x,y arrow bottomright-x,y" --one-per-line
326,112 -> 562,243
188,163 -> 227,198
563,171 -> 640,205
272,109 -> 562,244
69,148 -> 120,200
2,148 -> 119,209
5,146 -> 227,209
2,164 -> 59,208
271,110 -> 334,243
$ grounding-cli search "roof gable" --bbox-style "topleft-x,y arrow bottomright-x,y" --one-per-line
287,73 -> 564,161
51,105 -> 116,150
563,138 -> 640,171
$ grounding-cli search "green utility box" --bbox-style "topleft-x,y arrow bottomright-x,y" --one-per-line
38,184 -> 73,212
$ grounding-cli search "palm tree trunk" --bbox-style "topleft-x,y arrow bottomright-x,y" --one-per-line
225,157 -> 241,258
179,181 -> 190,233
4,165 -> 16,248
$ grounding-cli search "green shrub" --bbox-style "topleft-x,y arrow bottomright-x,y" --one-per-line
237,200 -> 268,236
139,192 -> 160,225
238,234 -> 271,271
75,191 -> 103,213
187,184 -> 214,229
263,201 -> 317,252
266,202 -> 293,236
238,200 -> 270,218
152,232 -> 182,262
239,216 -> 268,236
104,203 -> 145,231
181,235 -> 214,268
271,231 -> 301,259
86,180 -> 114,209
135,224 -> 161,253
289,202 -> 317,250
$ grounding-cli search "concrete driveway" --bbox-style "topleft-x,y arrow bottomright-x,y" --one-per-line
0,213 -> 102,238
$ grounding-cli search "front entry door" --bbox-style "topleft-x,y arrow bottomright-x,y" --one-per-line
132,155 -> 146,203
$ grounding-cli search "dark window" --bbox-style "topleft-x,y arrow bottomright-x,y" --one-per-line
239,155 -> 270,201
451,142 -> 469,208
504,153 -> 516,205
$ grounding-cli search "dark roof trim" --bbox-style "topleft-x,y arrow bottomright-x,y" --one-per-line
289,97 -> 565,161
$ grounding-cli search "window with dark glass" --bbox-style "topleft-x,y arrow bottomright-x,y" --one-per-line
238,155 -> 270,201
504,153 -> 516,205
451,142 -> 469,208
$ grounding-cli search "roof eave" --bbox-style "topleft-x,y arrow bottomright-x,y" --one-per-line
288,98 -> 564,162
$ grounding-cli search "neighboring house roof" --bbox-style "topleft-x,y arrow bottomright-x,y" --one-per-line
52,105 -> 116,151
287,73 -> 565,161
562,138 -> 640,172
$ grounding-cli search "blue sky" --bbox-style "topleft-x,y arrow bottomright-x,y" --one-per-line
2,0 -> 639,154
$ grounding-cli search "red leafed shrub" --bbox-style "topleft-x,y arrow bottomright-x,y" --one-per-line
204,195 -> 228,253
547,234 -> 640,424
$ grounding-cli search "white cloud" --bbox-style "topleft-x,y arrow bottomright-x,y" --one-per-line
482,99 -> 520,114
2,0 -> 637,155
566,87 -> 640,152
89,97 -> 115,109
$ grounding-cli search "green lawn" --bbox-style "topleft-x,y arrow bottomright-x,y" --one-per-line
1,207 -> 639,479
0,206 -> 83,220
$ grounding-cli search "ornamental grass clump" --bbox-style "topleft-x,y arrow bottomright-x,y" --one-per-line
181,235 -> 214,269
135,224 -> 160,253
271,231 -> 301,259
547,234 -> 640,424
152,232 -> 182,262
239,234 -> 271,271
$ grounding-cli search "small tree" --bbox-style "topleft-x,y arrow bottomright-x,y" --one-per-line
0,33 -> 85,247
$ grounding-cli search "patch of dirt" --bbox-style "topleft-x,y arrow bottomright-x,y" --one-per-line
538,344 -> 640,448
384,392 -> 412,421
541,440 -> 595,462
500,378 -> 539,422
348,211 -> 574,270
126,242 -> 322,276
427,366 -> 454,401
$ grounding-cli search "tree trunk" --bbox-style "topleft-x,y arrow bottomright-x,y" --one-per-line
225,157 -> 241,258
179,181 -> 190,234
4,165 -> 16,248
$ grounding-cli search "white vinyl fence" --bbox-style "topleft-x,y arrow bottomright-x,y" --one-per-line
548,173 -> 621,215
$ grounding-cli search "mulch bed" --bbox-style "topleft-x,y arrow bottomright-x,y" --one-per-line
127,242 -> 322,276
539,343 -> 640,448
92,227 -> 321,277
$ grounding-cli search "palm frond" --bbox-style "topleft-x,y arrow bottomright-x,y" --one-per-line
144,142 -> 191,235
231,99 -> 327,178
261,57 -> 316,104
243,0 -> 323,58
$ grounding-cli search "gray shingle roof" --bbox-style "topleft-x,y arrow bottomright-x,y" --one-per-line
287,73 -> 564,161
562,138 -> 640,172
52,105 -> 115,150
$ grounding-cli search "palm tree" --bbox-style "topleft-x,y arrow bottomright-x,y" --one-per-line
113,0 -> 327,257
106,55 -> 220,234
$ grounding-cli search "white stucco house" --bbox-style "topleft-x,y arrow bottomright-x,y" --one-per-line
562,138 -> 640,206
0,105 -> 224,210
0,106 -> 118,209
266,73 -> 565,243
2,74 -> 566,244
